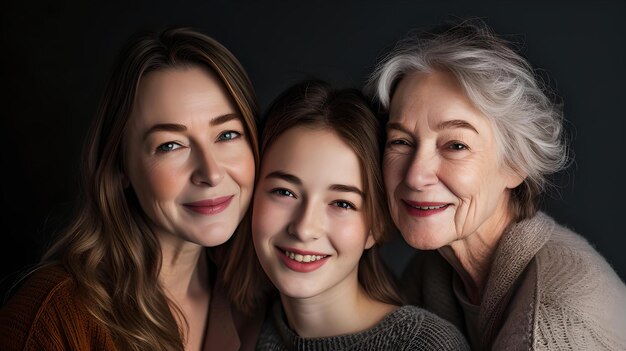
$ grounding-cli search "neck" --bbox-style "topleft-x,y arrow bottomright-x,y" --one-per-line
280,270 -> 396,338
158,236 -> 209,299
441,206 -> 514,305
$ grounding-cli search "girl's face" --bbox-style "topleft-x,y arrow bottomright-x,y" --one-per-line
123,66 -> 255,249
252,126 -> 374,300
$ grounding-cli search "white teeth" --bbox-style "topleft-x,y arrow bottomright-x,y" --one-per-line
412,204 -> 447,210
284,250 -> 327,263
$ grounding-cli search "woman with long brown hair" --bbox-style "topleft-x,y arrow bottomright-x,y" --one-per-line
0,27 -> 262,350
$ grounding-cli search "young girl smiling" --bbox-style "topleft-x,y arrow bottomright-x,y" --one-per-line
237,80 -> 469,350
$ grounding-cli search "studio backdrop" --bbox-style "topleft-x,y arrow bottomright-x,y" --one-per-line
1,1 -> 625,298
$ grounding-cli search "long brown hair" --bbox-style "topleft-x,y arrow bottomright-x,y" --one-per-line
39,27 -> 259,351
227,80 -> 404,313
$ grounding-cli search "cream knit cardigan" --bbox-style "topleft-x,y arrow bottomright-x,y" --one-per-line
401,212 -> 626,350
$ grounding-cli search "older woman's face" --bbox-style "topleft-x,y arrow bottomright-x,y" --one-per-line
384,70 -> 521,250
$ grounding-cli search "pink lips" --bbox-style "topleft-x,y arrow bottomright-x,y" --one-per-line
277,246 -> 330,273
184,195 -> 234,215
402,200 -> 450,217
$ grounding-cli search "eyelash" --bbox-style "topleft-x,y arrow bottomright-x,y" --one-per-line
331,200 -> 356,210
387,139 -> 469,151
218,130 -> 242,141
270,189 -> 357,211
154,129 -> 243,153
271,188 -> 296,198
446,141 -> 469,151
387,139 -> 411,147
156,142 -> 183,153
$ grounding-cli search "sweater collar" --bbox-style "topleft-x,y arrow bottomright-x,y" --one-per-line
478,211 -> 555,344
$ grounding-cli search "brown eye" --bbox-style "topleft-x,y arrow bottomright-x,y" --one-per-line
448,142 -> 468,151
332,200 -> 356,210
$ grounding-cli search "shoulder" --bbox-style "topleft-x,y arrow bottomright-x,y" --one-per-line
535,219 -> 626,299
0,264 -> 103,351
254,302 -> 287,351
382,305 -> 470,351
255,319 -> 284,351
531,218 -> 626,349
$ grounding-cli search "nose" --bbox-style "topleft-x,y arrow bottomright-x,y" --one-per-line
191,147 -> 224,186
403,148 -> 439,191
287,200 -> 322,242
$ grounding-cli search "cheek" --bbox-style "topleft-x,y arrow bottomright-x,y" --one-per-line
223,148 -> 256,196
132,160 -> 183,204
252,194 -> 284,244
329,214 -> 369,254
439,161 -> 486,201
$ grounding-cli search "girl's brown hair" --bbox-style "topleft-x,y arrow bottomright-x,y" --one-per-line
227,80 -> 404,313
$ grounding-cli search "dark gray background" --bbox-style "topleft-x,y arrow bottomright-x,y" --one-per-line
2,1 -> 625,301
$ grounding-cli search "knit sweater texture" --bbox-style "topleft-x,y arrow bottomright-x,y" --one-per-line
256,303 -> 470,350
0,264 -> 263,351
401,212 -> 626,350
0,265 -> 117,350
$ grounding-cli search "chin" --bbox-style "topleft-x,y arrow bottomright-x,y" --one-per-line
272,279 -> 318,300
199,225 -> 237,247
401,229 -> 449,250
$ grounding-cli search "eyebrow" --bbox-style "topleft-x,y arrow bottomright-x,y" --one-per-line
387,120 -> 478,134
436,120 -> 479,134
329,184 -> 365,198
265,171 -> 365,198
209,113 -> 241,127
265,171 -> 302,185
143,123 -> 187,140
143,113 -> 242,140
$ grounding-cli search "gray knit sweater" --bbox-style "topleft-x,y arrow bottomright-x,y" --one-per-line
402,212 -> 626,350
255,303 -> 470,350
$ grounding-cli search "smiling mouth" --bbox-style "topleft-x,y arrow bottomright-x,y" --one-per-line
402,201 -> 450,217
283,250 -> 328,263
406,204 -> 448,210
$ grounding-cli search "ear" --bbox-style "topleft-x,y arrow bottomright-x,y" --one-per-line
364,230 -> 376,250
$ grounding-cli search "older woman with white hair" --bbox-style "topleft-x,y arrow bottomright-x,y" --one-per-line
366,19 -> 626,350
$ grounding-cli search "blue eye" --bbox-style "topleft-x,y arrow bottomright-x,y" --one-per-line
218,131 -> 242,141
157,142 -> 182,153
332,201 -> 355,210
272,188 -> 296,198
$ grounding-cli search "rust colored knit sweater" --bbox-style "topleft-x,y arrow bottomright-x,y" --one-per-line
0,265 -> 117,350
1,264 -> 264,350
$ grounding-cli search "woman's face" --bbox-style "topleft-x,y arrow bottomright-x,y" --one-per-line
252,126 -> 374,300
124,66 -> 255,248
384,70 -> 521,250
